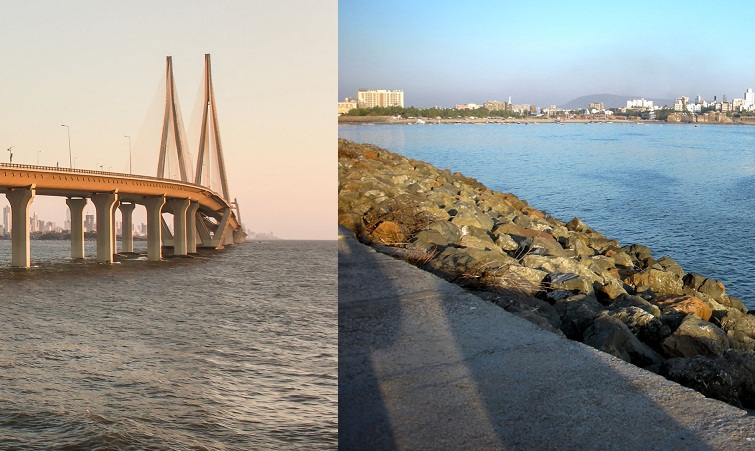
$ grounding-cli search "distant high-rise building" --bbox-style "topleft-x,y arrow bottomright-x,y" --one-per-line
357,89 -> 404,108
745,88 -> 755,110
2,205 -> 9,236
84,214 -> 95,233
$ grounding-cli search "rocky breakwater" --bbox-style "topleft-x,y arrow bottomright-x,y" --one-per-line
338,139 -> 755,410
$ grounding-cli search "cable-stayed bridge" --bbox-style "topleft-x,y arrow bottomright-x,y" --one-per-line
0,54 -> 245,268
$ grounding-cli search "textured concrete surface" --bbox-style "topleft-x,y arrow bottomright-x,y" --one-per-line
338,226 -> 755,450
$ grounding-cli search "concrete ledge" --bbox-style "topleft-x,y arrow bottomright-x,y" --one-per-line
338,227 -> 755,450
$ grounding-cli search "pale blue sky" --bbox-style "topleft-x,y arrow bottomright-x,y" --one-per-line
339,1 -> 755,107
0,1 -> 336,240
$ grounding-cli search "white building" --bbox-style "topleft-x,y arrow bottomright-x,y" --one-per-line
745,88 -> 755,111
673,96 -> 690,112
338,97 -> 357,115
626,98 -> 654,109
455,103 -> 481,110
357,89 -> 404,108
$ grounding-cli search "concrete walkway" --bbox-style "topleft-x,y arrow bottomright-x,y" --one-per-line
338,227 -> 755,450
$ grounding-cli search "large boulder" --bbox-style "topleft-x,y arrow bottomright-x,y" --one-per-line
652,257 -> 685,278
654,294 -> 713,321
426,247 -> 518,282
594,278 -> 628,302
727,330 -> 755,352
713,309 -> 755,340
494,233 -> 519,252
504,266 -> 548,291
449,205 -> 494,231
622,244 -> 654,268
609,294 -> 661,318
566,217 -> 594,233
605,306 -> 670,350
661,350 -> 755,409
413,221 -> 462,249
583,314 -> 664,369
542,272 -> 593,293
607,250 -> 635,269
370,221 -> 406,245
553,293 -> 605,340
521,255 -> 601,285
661,315 -> 729,358
562,234 -> 595,259
625,268 -> 683,296
494,222 -> 555,245
516,235 -> 570,258
459,225 -> 502,253
682,273 -> 727,303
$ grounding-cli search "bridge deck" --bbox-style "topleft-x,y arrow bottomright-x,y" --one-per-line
0,163 -> 238,228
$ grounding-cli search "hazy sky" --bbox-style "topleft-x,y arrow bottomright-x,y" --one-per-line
0,0 -> 335,240
339,1 -> 755,108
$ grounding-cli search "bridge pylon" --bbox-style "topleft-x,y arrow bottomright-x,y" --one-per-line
157,56 -> 193,182
194,54 -> 230,201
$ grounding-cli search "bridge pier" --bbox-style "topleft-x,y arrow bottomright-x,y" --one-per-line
187,201 -> 199,253
6,186 -> 35,268
144,195 -> 165,261
66,197 -> 87,259
166,198 -> 190,256
91,192 -> 118,264
111,201 -> 118,254
119,202 -> 136,253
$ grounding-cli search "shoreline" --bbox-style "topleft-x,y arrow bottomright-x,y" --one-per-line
338,115 -> 755,125
338,138 -> 755,410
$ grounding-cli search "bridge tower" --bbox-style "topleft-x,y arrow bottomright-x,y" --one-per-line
157,56 -> 193,182
194,54 -> 230,201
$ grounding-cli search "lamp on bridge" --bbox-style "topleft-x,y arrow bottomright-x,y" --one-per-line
7,146 -> 13,164
36,150 -> 43,166
124,135 -> 132,174
61,124 -> 72,168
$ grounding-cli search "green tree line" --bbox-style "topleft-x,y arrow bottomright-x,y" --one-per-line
344,106 -> 525,119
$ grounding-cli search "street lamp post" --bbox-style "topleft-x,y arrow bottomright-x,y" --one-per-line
124,135 -> 132,174
7,146 -> 13,164
37,150 -> 43,165
61,124 -> 72,168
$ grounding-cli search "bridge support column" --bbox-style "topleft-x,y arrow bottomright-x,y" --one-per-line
91,192 -> 118,264
112,201 -> 119,253
166,198 -> 190,256
119,202 -> 136,253
144,195 -> 165,261
66,197 -> 87,259
187,201 -> 199,254
6,186 -> 35,268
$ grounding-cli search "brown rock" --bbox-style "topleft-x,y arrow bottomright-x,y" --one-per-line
655,295 -> 713,321
370,221 -> 406,245
625,268 -> 683,296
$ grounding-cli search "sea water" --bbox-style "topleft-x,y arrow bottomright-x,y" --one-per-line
339,122 -> 755,309
0,240 -> 337,449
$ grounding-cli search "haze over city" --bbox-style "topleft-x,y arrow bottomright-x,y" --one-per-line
0,1 -> 334,240
339,1 -> 755,109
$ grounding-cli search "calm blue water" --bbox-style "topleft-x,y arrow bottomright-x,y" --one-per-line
0,240 -> 337,449
340,122 -> 755,309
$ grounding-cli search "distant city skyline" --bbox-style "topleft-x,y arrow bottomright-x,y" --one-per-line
339,1 -> 755,109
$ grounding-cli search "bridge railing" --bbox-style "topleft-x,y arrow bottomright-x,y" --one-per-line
0,162 -> 209,190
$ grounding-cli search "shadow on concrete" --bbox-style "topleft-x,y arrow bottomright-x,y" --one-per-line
338,228 -> 755,449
